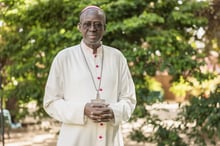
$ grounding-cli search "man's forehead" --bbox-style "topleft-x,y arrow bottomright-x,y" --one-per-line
81,12 -> 104,22
80,6 -> 104,16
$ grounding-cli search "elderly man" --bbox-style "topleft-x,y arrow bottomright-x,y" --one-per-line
43,5 -> 136,146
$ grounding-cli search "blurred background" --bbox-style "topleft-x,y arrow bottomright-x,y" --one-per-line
0,0 -> 220,145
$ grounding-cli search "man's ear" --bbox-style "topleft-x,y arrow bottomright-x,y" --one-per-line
77,23 -> 81,31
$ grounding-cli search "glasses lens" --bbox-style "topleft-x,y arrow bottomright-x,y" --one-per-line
82,22 -> 91,29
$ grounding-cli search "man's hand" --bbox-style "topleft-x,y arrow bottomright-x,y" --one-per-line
84,102 -> 114,123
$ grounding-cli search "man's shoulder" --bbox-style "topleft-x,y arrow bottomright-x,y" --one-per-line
103,45 -> 123,56
56,44 -> 80,56
52,45 -> 80,63
60,44 -> 80,53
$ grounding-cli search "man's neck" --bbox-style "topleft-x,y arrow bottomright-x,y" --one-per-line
84,42 -> 101,54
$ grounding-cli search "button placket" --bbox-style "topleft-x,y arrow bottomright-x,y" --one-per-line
96,122 -> 106,146
91,48 -> 106,146
94,53 -> 103,93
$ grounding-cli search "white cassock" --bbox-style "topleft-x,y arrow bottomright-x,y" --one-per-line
43,40 -> 136,146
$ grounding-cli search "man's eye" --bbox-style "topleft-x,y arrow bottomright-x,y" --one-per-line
94,23 -> 103,28
83,23 -> 91,28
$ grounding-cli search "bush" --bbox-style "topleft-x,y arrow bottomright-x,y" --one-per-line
179,84 -> 220,146
130,84 -> 220,146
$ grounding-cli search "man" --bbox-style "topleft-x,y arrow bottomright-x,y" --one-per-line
43,5 -> 136,146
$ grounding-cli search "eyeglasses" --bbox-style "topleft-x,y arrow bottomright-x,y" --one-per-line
80,22 -> 104,30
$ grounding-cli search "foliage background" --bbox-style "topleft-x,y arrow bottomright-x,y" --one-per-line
0,0 -> 220,145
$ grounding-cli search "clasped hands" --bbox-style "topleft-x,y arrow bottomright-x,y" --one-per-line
84,102 -> 114,123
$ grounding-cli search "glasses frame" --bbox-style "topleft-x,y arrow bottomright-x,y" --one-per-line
80,21 -> 105,30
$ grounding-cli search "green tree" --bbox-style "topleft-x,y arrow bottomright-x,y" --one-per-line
203,0 -> 220,54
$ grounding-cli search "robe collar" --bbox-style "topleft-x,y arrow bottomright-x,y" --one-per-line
81,40 -> 103,55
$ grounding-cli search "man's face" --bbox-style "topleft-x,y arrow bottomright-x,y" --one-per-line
79,10 -> 105,48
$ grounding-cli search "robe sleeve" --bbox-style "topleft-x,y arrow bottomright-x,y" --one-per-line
43,53 -> 87,125
109,54 -> 136,125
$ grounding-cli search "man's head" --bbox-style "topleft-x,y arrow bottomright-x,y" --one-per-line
78,6 -> 106,49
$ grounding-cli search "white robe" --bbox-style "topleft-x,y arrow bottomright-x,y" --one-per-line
43,41 -> 136,146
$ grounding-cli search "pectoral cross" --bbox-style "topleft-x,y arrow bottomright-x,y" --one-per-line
91,92 -> 105,103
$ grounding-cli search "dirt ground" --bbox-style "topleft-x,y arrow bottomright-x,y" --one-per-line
3,128 -> 56,146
